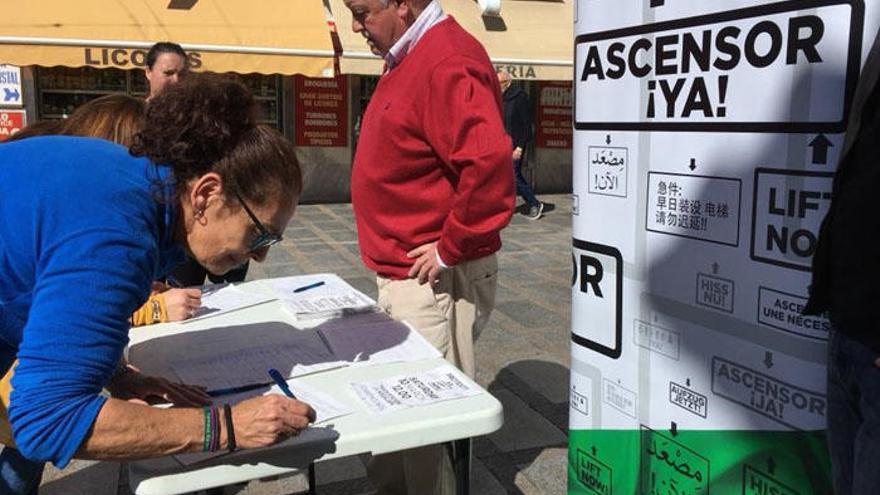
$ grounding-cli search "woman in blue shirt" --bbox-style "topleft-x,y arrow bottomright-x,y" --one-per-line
0,73 -> 313,494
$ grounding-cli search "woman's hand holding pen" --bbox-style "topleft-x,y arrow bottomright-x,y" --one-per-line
162,287 -> 202,321
231,395 -> 316,448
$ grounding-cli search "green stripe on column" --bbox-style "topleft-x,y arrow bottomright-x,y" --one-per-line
568,429 -> 831,494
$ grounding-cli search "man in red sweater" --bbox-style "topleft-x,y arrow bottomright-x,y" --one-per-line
344,0 -> 514,492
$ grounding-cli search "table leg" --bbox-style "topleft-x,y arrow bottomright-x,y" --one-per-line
451,438 -> 471,495
308,463 -> 316,495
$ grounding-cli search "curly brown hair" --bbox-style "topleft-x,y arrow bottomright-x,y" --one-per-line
131,72 -> 300,206
131,73 -> 255,189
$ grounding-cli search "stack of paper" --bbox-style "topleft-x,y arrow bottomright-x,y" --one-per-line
350,365 -> 481,415
186,284 -> 276,322
269,274 -> 377,320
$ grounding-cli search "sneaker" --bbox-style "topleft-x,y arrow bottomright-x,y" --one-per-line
526,202 -> 544,220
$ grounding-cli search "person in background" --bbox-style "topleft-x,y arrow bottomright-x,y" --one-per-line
144,41 -> 252,287
343,0 -> 514,492
498,70 -> 544,220
0,73 -> 313,495
144,42 -> 188,101
804,27 -> 880,495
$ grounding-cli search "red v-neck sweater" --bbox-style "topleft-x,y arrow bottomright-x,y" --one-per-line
351,17 -> 515,279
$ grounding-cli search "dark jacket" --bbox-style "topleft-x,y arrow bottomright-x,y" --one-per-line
805,27 -> 880,350
502,85 -> 533,150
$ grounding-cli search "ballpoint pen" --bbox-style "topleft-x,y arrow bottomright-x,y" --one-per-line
267,368 -> 316,494
267,368 -> 297,398
293,280 -> 325,293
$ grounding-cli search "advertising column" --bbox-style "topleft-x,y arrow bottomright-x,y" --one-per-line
568,1 -> 878,493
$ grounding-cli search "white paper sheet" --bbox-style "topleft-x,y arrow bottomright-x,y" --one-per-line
349,366 -> 481,415
269,379 -> 353,424
186,284 -> 276,322
269,274 -> 376,320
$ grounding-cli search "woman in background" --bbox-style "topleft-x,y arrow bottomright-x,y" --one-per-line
144,42 -> 188,101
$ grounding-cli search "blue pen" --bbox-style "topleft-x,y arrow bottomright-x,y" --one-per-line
268,368 -> 297,399
293,280 -> 325,293
268,369 -> 317,485
166,274 -> 184,288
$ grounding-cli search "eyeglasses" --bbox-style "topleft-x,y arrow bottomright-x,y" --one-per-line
233,191 -> 283,252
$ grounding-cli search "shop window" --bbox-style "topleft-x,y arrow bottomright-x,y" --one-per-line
36,67 -> 142,119
36,67 -> 282,130
234,74 -> 283,129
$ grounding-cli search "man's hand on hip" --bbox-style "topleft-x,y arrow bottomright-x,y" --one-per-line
407,242 -> 444,285
512,147 -> 523,161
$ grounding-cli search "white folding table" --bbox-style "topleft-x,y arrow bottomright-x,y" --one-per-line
125,278 -> 503,495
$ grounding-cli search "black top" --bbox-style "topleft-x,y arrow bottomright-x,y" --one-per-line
502,85 -> 533,150
806,74 -> 880,350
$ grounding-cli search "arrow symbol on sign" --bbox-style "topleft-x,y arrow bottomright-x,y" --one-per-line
764,351 -> 774,369
712,262 -> 719,274
592,445 -> 597,456
3,88 -> 19,102
670,421 -> 678,436
689,158 -> 696,171
809,134 -> 833,165
768,457 -> 777,475
605,134 -> 611,145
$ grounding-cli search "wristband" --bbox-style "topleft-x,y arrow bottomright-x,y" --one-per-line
150,298 -> 162,324
223,404 -> 237,452
202,406 -> 212,452
210,407 -> 220,452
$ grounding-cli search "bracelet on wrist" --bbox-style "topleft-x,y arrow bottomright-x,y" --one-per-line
202,406 -> 212,452
211,407 -> 221,452
223,404 -> 237,452
150,298 -> 162,324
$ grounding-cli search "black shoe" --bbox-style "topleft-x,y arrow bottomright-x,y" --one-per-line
526,202 -> 544,220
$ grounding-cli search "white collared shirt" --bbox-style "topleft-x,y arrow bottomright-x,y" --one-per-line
384,0 -> 446,71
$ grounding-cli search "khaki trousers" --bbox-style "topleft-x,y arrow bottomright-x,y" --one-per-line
367,254 -> 498,495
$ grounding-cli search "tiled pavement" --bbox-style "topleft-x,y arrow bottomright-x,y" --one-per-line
38,194 -> 573,495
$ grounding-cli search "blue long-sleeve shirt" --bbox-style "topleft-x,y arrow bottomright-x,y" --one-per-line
0,136 -> 185,467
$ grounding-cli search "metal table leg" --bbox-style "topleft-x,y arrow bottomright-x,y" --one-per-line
308,463 -> 316,495
450,438 -> 471,495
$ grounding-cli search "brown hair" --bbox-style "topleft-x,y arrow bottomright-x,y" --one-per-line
131,72 -> 300,206
58,94 -> 145,147
3,120 -> 62,143
218,125 -> 302,205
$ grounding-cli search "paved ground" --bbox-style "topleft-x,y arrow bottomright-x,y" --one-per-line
38,194 -> 573,495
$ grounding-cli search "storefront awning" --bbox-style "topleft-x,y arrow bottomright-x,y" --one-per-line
0,0 -> 336,76
329,0 -> 573,81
